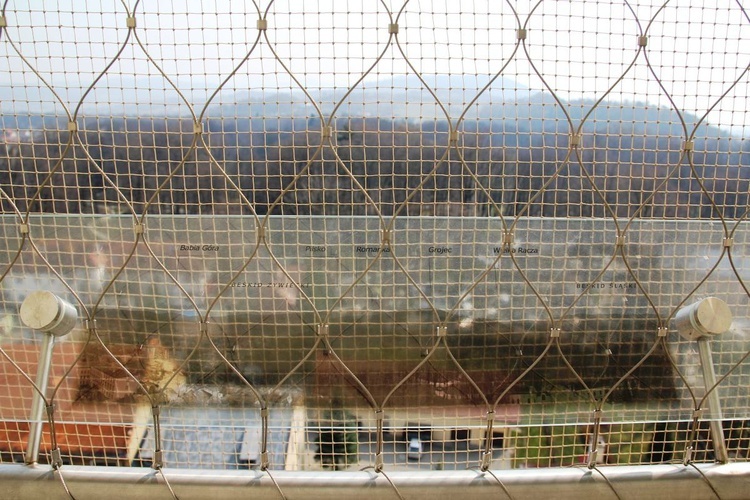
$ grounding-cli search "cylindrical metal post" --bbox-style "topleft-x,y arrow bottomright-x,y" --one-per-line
698,337 -> 729,464
19,291 -> 78,465
25,333 -> 55,465
673,297 -> 733,464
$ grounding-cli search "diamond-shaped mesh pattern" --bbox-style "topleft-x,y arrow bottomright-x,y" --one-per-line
0,1 -> 749,497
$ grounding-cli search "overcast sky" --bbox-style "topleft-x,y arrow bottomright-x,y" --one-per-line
0,1 -> 748,132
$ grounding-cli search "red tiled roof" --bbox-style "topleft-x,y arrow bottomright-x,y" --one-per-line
0,420 -> 130,457
0,342 -> 143,460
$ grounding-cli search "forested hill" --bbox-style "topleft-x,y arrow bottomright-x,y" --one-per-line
0,94 -> 747,219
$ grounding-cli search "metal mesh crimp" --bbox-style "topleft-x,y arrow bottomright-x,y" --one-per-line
0,2 -> 748,498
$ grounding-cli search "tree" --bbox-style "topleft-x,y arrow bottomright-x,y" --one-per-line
314,408 -> 359,470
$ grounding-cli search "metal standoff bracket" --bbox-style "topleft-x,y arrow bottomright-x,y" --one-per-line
673,297 -> 733,463
19,291 -> 78,465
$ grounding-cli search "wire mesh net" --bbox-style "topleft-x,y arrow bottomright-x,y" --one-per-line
0,0 -> 749,495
